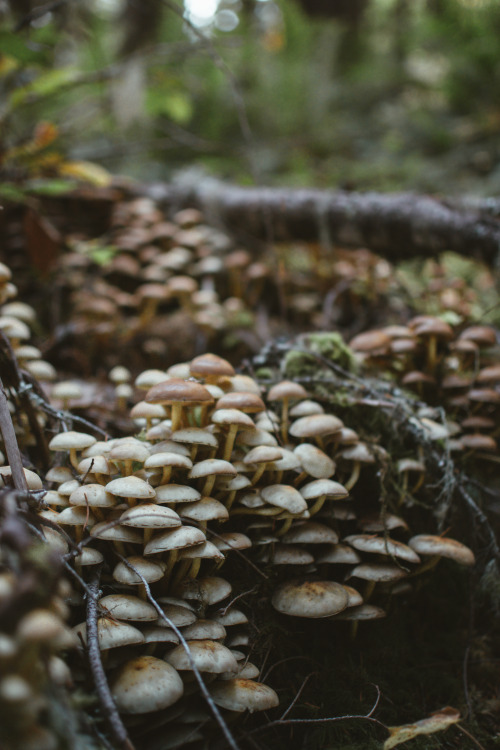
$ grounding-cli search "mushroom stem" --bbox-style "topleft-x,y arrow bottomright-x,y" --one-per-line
280,398 -> 290,445
344,461 -> 361,491
251,464 -> 267,486
275,516 -> 293,537
222,424 -> 238,462
170,403 -> 184,433
171,559 -> 191,589
308,494 -> 327,516
202,475 -> 216,497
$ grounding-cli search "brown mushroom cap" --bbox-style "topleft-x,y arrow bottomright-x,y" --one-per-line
215,392 -> 265,413
190,353 -> 235,380
146,378 -> 214,406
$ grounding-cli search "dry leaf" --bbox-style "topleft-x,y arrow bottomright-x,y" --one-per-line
384,706 -> 460,749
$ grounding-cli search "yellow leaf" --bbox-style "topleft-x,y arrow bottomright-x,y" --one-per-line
59,161 -> 112,187
383,707 -> 460,749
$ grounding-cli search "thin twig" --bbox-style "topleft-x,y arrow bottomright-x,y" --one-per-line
249,684 -> 387,736
86,567 -> 136,750
279,672 -> 316,721
0,374 -> 28,492
117,554 -> 241,750
217,586 -> 259,618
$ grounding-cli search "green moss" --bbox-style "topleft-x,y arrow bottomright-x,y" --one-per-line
306,332 -> 359,373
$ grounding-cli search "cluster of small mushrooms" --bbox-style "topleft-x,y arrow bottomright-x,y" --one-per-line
0,239 -> 486,750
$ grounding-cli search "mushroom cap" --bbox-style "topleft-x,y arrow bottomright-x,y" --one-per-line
261,485 -> 307,515
348,563 -> 408,583
91,522 -> 143,544
49,431 -> 97,452
111,656 -> 183,714
209,678 -> 279,713
155,483 -> 201,504
349,330 -> 391,352
189,353 -> 235,379
283,521 -> 339,545
188,459 -> 237,480
294,443 -> 336,478
289,414 -> 343,439
99,594 -> 158,622
272,579 -> 349,618
109,441 -> 151,463
144,452 -> 193,470
166,639 -> 238,673
344,534 -> 421,564
179,497 -> 229,522
181,576 -> 231,605
0,466 -> 43,490
315,543 -> 362,565
113,556 -> 165,585
408,535 -> 475,565
300,479 -> 349,501
70,484 -> 116,508
170,428 -> 219,448
267,380 -> 308,402
211,408 -> 255,429
213,532 -> 252,552
181,619 -> 226,641
144,525 -> 206,555
215,392 -> 265,413
334,604 -> 386,621
120,504 -> 182,529
146,378 -> 214,406
74,618 -> 144,650
105,476 -> 155,499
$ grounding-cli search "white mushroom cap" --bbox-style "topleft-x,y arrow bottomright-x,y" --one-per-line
49,431 -> 97,452
144,525 -> 206,555
155,483 -> 201,504
69,484 -> 116,508
178,497 -> 229,522
261,485 -> 307,515
181,619 -> 226,641
99,594 -> 158,622
120,504 -> 181,529
408,535 -> 475,565
209,678 -> 279,712
283,521 -> 339,545
113,556 -> 165,585
289,414 -> 343,439
0,466 -> 43,490
181,576 -> 231,605
74,618 -> 144,650
294,443 -> 336,478
111,656 -> 184,714
106,475 -> 156,499
166,639 -> 238,673
300,479 -> 349,501
344,535 -> 421,564
188,459 -> 237,479
272,579 -> 349,618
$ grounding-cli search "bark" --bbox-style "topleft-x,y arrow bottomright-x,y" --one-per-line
144,178 -> 500,266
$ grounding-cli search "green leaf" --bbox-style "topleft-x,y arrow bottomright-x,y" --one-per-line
9,66 -> 80,108
0,32 -> 45,64
146,88 -> 192,124
0,183 -> 27,203
26,178 -> 76,196
89,246 -> 117,266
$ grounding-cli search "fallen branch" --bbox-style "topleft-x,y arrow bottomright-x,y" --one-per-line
86,567 -> 136,750
144,177 -> 500,265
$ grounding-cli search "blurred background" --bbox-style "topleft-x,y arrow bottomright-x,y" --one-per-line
2,0 -> 500,194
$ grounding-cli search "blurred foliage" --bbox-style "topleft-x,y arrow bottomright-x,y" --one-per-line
2,0 -> 500,193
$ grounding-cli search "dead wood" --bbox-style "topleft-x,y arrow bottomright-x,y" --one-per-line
144,178 -> 500,265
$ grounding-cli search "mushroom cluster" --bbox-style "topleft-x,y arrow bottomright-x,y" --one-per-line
0,254 -> 491,748
349,317 -> 500,460
0,542 -> 77,750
